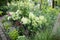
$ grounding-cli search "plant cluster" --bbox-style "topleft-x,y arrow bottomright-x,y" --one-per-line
2,0 -> 59,40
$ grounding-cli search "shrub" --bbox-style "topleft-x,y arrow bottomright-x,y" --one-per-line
8,29 -> 19,40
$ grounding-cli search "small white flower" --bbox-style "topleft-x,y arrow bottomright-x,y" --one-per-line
32,20 -> 37,27
35,17 -> 39,21
9,12 -> 14,15
29,12 -> 35,19
16,10 -> 22,14
7,16 -> 11,20
16,10 -> 20,13
7,3 -> 10,6
39,16 -> 45,20
21,17 -> 31,24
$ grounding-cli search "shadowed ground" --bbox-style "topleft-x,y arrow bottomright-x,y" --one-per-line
52,14 -> 60,40
0,17 -> 7,40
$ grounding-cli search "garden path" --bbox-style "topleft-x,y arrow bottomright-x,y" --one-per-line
0,17 -> 7,40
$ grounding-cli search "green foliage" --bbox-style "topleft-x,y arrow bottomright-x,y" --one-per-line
0,11 -> 3,16
3,22 -> 12,31
8,29 -> 19,40
17,36 -> 28,40
0,6 -> 8,12
0,6 -> 8,15
56,0 -> 60,6
7,12 -> 21,20
0,0 -> 7,6
34,30 -> 52,40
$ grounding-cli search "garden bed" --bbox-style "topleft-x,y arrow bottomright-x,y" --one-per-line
0,0 -> 60,40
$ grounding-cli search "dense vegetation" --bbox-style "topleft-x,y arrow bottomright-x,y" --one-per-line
0,0 -> 60,40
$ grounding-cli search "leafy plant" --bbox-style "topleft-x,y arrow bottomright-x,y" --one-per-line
0,11 -> 3,16
34,30 -> 52,40
17,36 -> 28,40
8,29 -> 19,40
0,6 -> 8,12
3,21 -> 12,31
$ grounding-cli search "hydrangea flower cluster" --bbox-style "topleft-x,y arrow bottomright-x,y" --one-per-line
7,0 -> 47,31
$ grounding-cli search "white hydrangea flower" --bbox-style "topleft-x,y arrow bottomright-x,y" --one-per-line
11,2 -> 17,6
29,2 -> 34,9
20,1 -> 24,6
32,20 -> 37,27
16,10 -> 20,13
21,17 -> 31,24
29,12 -> 35,19
39,16 -> 47,23
7,16 -> 11,20
37,20 -> 43,25
44,18 -> 47,23
35,17 -> 39,21
9,12 -> 14,16
39,16 -> 45,20
16,10 -> 22,14
7,3 -> 10,6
